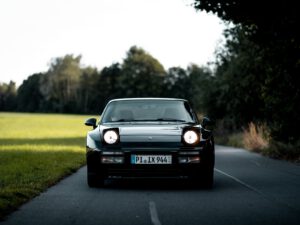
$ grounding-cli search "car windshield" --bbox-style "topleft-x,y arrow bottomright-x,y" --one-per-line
101,100 -> 196,123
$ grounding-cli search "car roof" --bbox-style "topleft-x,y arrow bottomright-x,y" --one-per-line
108,98 -> 188,103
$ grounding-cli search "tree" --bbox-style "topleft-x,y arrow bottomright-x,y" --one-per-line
120,46 -> 166,97
193,0 -> 300,143
78,67 -> 100,114
163,67 -> 190,99
40,55 -> 82,113
205,27 -> 266,126
93,63 -> 123,113
193,0 -> 299,40
187,64 -> 213,113
17,73 -> 44,112
162,65 -> 213,113
0,81 -> 17,111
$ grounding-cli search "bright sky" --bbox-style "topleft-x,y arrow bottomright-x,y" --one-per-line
0,0 -> 225,85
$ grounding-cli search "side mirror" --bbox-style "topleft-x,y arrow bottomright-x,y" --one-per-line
85,118 -> 97,129
201,117 -> 213,130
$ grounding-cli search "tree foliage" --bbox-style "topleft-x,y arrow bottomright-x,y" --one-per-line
194,0 -> 300,143
193,0 -> 299,39
40,55 -> 82,113
0,81 -> 17,111
120,46 -> 166,97
17,74 -> 43,112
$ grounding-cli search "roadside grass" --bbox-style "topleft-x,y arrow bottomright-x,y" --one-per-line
214,122 -> 300,162
214,132 -> 244,149
243,122 -> 269,151
0,113 -> 96,219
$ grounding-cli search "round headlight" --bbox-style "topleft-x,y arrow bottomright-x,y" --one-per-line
183,130 -> 198,144
104,130 -> 119,144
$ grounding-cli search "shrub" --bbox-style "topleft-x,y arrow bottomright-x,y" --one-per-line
243,122 -> 269,152
265,141 -> 300,162
227,133 -> 244,148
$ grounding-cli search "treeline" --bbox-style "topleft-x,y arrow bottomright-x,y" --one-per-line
0,46 -> 212,115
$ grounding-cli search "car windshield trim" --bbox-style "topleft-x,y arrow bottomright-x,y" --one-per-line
154,118 -> 187,122
104,119 -> 194,124
100,99 -> 197,124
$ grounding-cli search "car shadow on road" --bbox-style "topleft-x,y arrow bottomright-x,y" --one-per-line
99,178 -> 216,191
89,171 -> 233,192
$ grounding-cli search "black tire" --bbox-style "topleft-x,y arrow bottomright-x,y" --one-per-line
87,173 -> 105,188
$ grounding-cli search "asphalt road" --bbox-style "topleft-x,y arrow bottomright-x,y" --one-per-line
1,145 -> 300,225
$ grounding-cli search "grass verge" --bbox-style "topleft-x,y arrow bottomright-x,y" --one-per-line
0,112 -> 95,219
214,122 -> 300,162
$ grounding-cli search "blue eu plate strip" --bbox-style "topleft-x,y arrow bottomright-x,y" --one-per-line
131,155 -> 136,164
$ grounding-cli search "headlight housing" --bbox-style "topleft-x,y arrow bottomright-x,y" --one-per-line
103,130 -> 119,144
183,130 -> 199,145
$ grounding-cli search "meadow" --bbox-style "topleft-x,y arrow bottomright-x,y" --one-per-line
0,113 -> 96,219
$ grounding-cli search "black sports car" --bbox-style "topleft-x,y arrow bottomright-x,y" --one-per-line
85,98 -> 215,188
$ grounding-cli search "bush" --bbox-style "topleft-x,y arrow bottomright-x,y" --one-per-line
227,133 -> 244,148
243,122 -> 269,152
214,121 -> 299,162
264,141 -> 300,162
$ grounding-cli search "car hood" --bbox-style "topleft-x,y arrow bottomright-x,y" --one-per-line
119,124 -> 182,136
101,123 -> 190,146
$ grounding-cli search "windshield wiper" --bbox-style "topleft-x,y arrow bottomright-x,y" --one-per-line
111,119 -> 148,122
155,118 -> 188,122
111,118 -> 192,123
126,119 -> 187,122
113,119 -> 132,122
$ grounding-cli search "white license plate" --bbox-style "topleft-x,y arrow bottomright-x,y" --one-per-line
131,155 -> 172,164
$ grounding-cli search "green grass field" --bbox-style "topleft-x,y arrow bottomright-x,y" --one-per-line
0,112 -> 97,219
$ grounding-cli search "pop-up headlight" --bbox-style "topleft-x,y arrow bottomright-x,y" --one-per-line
103,129 -> 119,144
183,130 -> 199,145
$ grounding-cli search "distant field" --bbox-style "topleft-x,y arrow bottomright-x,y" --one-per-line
0,113 -> 97,219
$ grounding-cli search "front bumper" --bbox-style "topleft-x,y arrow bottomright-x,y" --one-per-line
87,146 -> 214,178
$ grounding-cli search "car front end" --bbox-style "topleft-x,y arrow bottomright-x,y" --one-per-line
85,98 -> 214,188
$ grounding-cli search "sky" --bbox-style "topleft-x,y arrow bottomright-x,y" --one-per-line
0,0 -> 225,85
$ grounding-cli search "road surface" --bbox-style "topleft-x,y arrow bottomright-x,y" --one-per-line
1,145 -> 300,225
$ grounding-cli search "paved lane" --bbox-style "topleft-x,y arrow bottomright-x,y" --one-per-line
1,146 -> 299,225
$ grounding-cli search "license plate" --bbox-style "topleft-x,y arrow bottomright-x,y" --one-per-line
131,155 -> 172,164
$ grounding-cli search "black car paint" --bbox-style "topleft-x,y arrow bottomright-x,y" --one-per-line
85,98 -> 215,188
